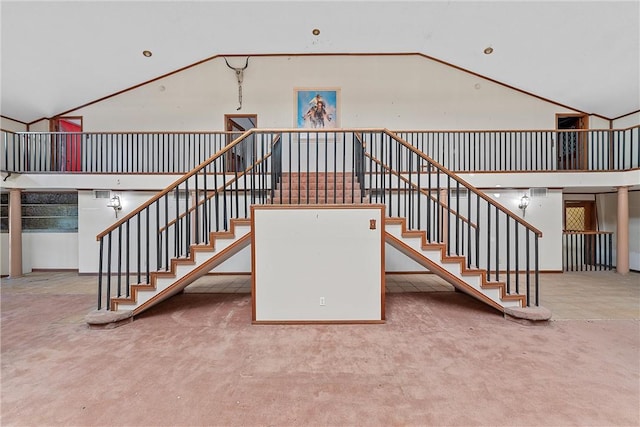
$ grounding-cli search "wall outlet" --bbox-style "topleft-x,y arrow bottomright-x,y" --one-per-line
319,297 -> 326,306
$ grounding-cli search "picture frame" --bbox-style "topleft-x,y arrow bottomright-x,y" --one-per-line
295,88 -> 340,129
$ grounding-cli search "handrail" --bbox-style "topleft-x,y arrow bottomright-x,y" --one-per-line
158,151 -> 274,234
364,129 -> 542,305
395,126 -> 639,172
1,130 -> 243,174
383,130 -> 543,236
563,230 -> 613,234
363,150 -> 477,230
3,126 -> 638,174
395,125 -> 640,133
96,130 -> 253,240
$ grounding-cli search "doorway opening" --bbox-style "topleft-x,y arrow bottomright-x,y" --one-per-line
556,114 -> 588,170
50,116 -> 83,172
224,114 -> 257,172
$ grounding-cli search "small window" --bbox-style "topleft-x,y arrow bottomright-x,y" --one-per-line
21,192 -> 78,232
0,193 -> 8,233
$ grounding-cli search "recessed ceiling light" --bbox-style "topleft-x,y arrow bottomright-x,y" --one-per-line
142,50 -> 153,57
483,47 -> 494,55
312,28 -> 320,36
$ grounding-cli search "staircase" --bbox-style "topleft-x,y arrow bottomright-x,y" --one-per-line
92,129 -> 543,324
271,172 -> 365,204
385,217 -> 524,311
109,219 -> 251,315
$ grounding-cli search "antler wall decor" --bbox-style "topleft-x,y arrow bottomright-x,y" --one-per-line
224,57 -> 249,110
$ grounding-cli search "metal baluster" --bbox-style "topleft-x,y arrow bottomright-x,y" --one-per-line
486,202 -> 491,278
495,206 -> 499,282
515,224 -> 519,293
506,216 -> 510,293
106,232 -> 112,310
396,140 -> 401,216
118,226 -> 122,297
608,233 -> 613,270
202,166 -> 209,244
126,220 -> 130,297
137,214 -> 142,283
98,238 -> 104,310
446,180 -> 451,256
426,163 -> 431,241
534,234 -> 539,306
467,189 -> 471,268
526,230 -> 530,306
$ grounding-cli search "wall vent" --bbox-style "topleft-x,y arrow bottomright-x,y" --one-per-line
94,190 -> 111,199
530,188 -> 548,198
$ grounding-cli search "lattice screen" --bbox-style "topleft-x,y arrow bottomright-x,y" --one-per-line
565,206 -> 585,231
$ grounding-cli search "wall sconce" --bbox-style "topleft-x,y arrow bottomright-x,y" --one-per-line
107,195 -> 122,217
518,194 -> 530,217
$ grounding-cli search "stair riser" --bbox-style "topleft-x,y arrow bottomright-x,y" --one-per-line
279,173 -> 357,178
271,197 -> 367,204
276,183 -> 360,190
274,189 -> 363,198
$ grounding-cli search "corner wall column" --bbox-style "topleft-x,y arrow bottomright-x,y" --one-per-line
616,186 -> 629,275
9,188 -> 23,277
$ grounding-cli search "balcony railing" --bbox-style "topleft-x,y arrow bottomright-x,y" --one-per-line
563,231 -> 614,272
2,126 -> 638,174
396,126 -> 639,172
1,131 -> 242,174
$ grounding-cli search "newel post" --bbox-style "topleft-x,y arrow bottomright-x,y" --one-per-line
616,186 -> 629,275
9,188 -> 23,277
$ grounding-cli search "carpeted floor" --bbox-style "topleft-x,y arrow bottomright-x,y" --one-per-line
1,271 -> 639,426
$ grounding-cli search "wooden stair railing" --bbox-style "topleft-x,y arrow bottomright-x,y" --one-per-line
95,129 -> 260,310
95,128 -> 544,313
361,130 -> 543,306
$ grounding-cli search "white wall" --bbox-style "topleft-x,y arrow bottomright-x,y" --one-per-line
0,234 -> 8,275
596,191 -> 640,271
485,189 -> 564,271
62,55 -> 579,132
588,115 -> 611,129
1,232 -> 79,275
563,193 -> 596,202
10,54 -> 634,276
23,233 -> 78,269
253,206 -> 383,322
613,111 -> 640,128
78,190 -> 158,273
1,117 -> 27,132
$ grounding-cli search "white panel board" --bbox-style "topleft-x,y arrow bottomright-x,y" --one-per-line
253,206 -> 384,322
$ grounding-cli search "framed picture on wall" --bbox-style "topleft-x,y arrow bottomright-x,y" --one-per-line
295,88 -> 340,129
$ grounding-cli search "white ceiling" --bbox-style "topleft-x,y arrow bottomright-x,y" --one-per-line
1,1 -> 639,124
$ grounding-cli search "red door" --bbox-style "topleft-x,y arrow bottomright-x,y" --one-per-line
59,119 -> 82,171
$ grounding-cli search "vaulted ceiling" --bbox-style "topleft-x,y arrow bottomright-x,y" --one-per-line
1,1 -> 638,124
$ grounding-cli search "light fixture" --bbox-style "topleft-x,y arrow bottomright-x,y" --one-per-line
107,195 -> 122,217
483,46 -> 494,55
142,50 -> 152,57
518,194 -> 530,217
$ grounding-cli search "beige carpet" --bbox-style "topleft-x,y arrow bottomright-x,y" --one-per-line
1,272 -> 639,426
